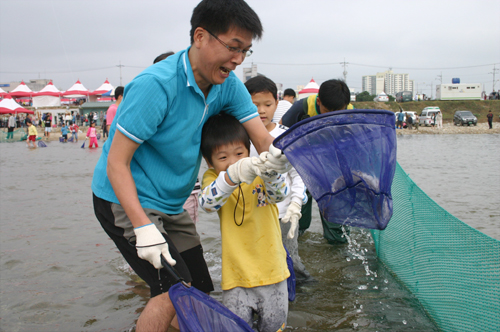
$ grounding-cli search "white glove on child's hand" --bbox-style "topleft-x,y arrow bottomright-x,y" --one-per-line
134,223 -> 176,269
226,157 -> 262,184
281,201 -> 302,239
263,145 -> 292,175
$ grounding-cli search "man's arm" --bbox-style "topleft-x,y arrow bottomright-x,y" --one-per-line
280,100 -> 304,127
242,117 -> 274,154
106,130 -> 151,228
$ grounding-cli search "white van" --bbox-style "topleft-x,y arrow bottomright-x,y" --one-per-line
419,107 -> 440,126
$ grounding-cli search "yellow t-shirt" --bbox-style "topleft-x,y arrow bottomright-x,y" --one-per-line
202,169 -> 290,291
28,125 -> 38,136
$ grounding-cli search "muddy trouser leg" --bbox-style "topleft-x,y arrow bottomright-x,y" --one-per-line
280,221 -> 311,283
321,213 -> 349,244
298,190 -> 312,236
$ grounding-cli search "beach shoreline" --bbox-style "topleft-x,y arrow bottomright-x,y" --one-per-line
396,122 -> 499,135
3,122 -> 499,142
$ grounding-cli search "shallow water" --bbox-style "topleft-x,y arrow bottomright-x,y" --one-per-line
1,135 -> 497,331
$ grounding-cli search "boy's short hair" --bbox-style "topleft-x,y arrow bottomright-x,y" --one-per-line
244,76 -> 277,101
153,51 -> 175,64
283,88 -> 296,98
201,113 -> 250,165
114,86 -> 124,99
26,119 -> 32,124
318,79 -> 351,112
190,0 -> 263,44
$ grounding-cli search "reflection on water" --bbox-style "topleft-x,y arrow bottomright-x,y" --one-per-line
5,135 -> 496,331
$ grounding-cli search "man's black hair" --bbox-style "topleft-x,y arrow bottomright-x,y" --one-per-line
201,113 -> 250,165
318,79 -> 351,111
153,51 -> 175,64
244,76 -> 277,101
190,0 -> 263,44
114,86 -> 124,99
283,88 -> 296,98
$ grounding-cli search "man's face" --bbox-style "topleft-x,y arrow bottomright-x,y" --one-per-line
194,27 -> 253,87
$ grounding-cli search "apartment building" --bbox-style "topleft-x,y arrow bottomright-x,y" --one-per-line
362,70 -> 414,96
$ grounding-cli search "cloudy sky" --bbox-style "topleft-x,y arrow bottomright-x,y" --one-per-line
1,0 -> 499,96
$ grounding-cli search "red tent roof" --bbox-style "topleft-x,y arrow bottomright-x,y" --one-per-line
62,80 -> 92,97
298,78 -> 320,95
0,95 -> 34,114
34,81 -> 62,97
93,79 -> 114,95
9,81 -> 33,98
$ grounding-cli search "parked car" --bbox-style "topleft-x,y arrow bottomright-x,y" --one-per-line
374,92 -> 389,102
419,107 -> 440,126
453,110 -> 477,126
489,91 -> 499,100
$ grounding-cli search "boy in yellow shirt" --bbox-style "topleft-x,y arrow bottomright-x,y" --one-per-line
26,119 -> 38,148
199,113 -> 290,332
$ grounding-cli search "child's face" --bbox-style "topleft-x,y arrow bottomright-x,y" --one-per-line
207,142 -> 249,175
251,92 -> 278,131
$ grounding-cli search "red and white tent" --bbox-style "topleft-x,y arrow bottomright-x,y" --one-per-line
0,95 -> 34,114
33,81 -> 62,107
298,78 -> 320,100
93,79 -> 114,95
34,81 -> 62,97
9,81 -> 33,98
0,87 -> 8,98
62,80 -> 92,98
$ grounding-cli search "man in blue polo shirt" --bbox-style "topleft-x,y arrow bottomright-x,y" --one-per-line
91,0 -> 290,331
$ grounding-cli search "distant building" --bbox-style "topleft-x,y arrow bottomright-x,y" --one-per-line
242,64 -> 259,83
436,82 -> 482,100
362,70 -> 414,96
0,79 -> 52,93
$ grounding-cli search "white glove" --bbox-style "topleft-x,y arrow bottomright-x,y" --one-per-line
263,145 -> 293,175
134,223 -> 176,269
281,201 -> 302,239
226,157 -> 262,184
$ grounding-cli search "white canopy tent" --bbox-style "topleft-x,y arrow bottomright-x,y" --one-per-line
62,80 -> 92,98
32,81 -> 62,107
298,78 -> 320,100
10,81 -> 33,98
93,79 -> 114,95
0,95 -> 34,114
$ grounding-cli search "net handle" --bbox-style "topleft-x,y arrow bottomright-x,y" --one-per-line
160,254 -> 191,288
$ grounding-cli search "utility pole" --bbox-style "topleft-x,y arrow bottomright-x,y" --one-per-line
340,58 -> 349,82
488,65 -> 499,92
117,61 -> 124,86
436,72 -> 442,84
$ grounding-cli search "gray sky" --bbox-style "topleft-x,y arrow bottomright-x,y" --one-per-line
1,0 -> 499,96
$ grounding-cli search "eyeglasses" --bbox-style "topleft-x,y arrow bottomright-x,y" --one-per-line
205,29 -> 253,58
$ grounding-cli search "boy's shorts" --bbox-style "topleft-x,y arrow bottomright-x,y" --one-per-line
62,134 -> 68,139
45,127 -> 51,132
28,135 -> 36,142
223,280 -> 288,332
93,193 -> 214,297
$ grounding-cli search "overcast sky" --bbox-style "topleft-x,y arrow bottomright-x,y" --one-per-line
1,0 -> 499,96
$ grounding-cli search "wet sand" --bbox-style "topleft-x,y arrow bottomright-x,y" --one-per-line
20,122 -> 500,142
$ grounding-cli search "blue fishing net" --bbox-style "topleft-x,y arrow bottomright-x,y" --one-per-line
274,109 -> 397,230
169,283 -> 254,332
285,247 -> 296,302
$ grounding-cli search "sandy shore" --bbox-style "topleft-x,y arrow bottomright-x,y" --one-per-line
6,122 -> 499,142
397,122 -> 499,135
